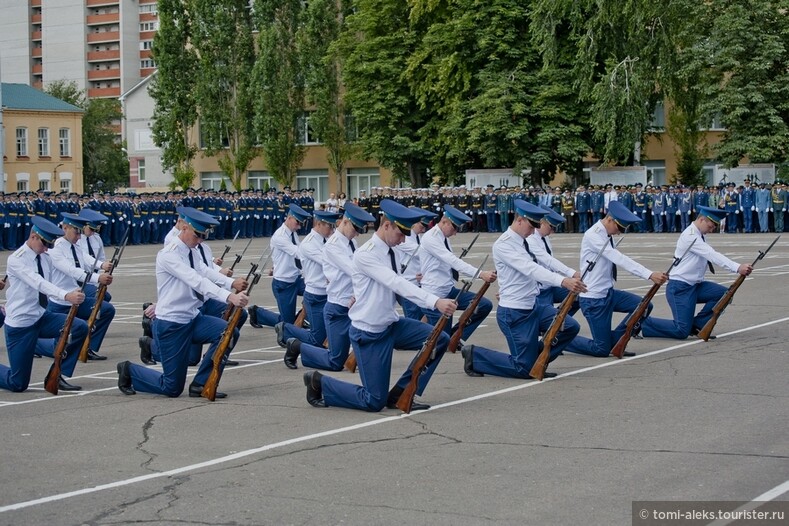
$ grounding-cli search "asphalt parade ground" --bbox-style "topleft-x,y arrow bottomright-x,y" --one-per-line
0,231 -> 787,526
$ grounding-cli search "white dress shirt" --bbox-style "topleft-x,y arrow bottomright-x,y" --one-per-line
670,223 -> 739,285
494,228 -> 564,310
323,230 -> 356,307
394,231 -> 421,284
527,231 -> 576,292
579,221 -> 652,299
48,237 -> 101,306
419,226 -> 479,297
298,229 -> 329,295
4,244 -> 70,328
349,235 -> 439,333
77,233 -> 106,265
271,223 -> 301,283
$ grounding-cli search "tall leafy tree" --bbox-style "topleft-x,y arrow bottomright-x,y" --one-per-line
149,0 -> 200,190
301,0 -> 358,193
191,0 -> 258,191
45,80 -> 128,191
253,0 -> 306,187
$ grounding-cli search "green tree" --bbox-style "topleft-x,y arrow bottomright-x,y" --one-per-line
149,0 -> 200,190
301,0 -> 358,193
45,80 -> 128,191
191,0 -> 258,191
253,0 -> 306,188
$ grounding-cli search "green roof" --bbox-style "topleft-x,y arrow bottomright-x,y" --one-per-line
1,83 -> 83,113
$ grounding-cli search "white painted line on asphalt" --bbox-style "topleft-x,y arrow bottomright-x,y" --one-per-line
707,479 -> 789,526
1,315 -> 787,513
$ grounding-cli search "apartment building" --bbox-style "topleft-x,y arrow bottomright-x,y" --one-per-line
0,0 -> 159,99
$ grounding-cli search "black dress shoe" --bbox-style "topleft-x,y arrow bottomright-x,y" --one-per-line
274,321 -> 287,348
621,351 -> 636,357
461,344 -> 483,377
248,305 -> 262,328
188,384 -> 227,399
139,336 -> 156,365
303,371 -> 326,407
690,327 -> 716,339
530,371 -> 557,379
58,376 -> 82,391
117,361 -> 136,395
224,359 -> 240,367
87,349 -> 107,361
386,386 -> 431,411
284,338 -> 301,369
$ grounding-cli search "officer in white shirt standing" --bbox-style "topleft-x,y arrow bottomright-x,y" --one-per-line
419,204 -> 497,349
302,199 -> 457,412
566,202 -> 669,358
460,200 -> 586,379
284,202 -> 375,371
48,212 -> 115,361
641,206 -> 753,339
0,217 -> 87,392
116,208 -> 249,398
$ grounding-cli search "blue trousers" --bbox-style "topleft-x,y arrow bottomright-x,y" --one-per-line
48,296 -> 115,355
569,289 -> 648,357
272,277 -> 305,324
471,304 -> 579,378
252,305 -> 282,327
641,280 -> 726,339
283,291 -> 327,347
536,287 -> 580,317
321,317 -> 449,411
1,312 -> 87,392
299,301 -> 351,371
189,299 -> 248,365
578,212 -> 590,233
758,210 -> 769,232
421,286 -> 493,343
127,313 -> 236,397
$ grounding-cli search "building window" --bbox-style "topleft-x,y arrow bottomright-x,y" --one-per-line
138,159 -> 146,182
16,127 -> 28,157
347,168 -> 380,199
140,59 -> 156,68
39,180 -> 50,191
296,113 -> 320,145
140,21 -> 158,31
649,101 -> 665,131
296,169 -> 329,203
644,160 -> 667,187
59,128 -> 71,157
248,171 -> 274,191
38,128 -> 50,156
140,40 -> 153,50
17,181 -> 28,192
200,172 -> 227,191
139,3 -> 158,14
344,114 -> 359,142
60,179 -> 71,193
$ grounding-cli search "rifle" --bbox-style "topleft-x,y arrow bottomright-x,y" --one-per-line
294,305 -> 306,328
396,257 -> 487,413
697,235 -> 780,341
229,237 -> 253,273
344,350 -> 358,373
222,248 -> 270,321
45,264 -> 95,395
78,228 -> 130,362
611,239 -> 697,358
202,270 -> 264,401
459,232 -> 480,259
219,231 -> 240,262
530,237 -> 620,380
400,243 -> 420,274
446,254 -> 491,353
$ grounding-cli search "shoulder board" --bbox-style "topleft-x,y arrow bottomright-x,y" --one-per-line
327,234 -> 340,245
164,242 -> 179,252
360,240 -> 375,252
500,231 -> 512,242
12,247 -> 26,258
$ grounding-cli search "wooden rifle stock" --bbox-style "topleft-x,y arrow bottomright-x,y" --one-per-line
395,315 -> 450,413
611,239 -> 697,358
697,235 -> 779,341
447,281 -> 490,353
344,350 -> 357,373
78,229 -> 129,362
294,305 -> 306,328
45,268 -> 94,395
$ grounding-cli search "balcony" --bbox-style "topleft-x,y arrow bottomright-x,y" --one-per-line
32,80 -> 43,89
139,31 -> 156,40
140,13 -> 157,22
32,47 -> 42,58
139,49 -> 152,59
86,13 -> 120,26
88,68 -> 121,80
32,64 -> 43,74
31,0 -> 41,6
140,67 -> 157,77
88,86 -> 121,98
32,13 -> 42,23
87,49 -> 120,62
87,31 -> 120,44
32,30 -> 42,41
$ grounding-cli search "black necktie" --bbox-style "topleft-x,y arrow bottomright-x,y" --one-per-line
416,235 -> 421,245
197,244 -> 209,266
188,251 -> 205,302
542,236 -> 552,255
701,235 -> 715,273
36,254 -> 48,308
524,239 -> 537,262
609,236 -> 618,281
349,240 -> 355,253
323,237 -> 326,244
444,237 -> 459,280
70,244 -> 81,268
87,238 -> 95,257
291,231 -> 302,270
388,248 -> 398,273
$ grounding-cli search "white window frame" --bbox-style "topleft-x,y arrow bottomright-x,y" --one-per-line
248,171 -> 274,191
296,114 -> 320,145
138,159 -> 146,182
59,128 -> 71,157
347,168 -> 380,198
16,127 -> 28,157
38,128 -> 50,156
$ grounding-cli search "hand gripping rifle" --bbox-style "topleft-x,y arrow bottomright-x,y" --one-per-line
78,228 -> 130,362
45,262 -> 96,395
611,239 -> 697,358
697,235 -> 780,341
396,255 -> 488,413
222,247 -> 271,321
218,231 -> 240,263
530,237 -> 620,381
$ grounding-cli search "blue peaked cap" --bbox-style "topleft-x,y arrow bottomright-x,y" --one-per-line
343,202 -> 375,230
443,204 -> 471,227
409,206 -> 438,225
60,212 -> 88,228
313,210 -> 341,223
514,199 -> 548,222
288,203 -> 311,223
78,208 -> 108,228
380,199 -> 425,235
539,204 -> 566,226
607,201 -> 641,230
177,206 -> 218,234
31,216 -> 65,243
696,205 -> 727,225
